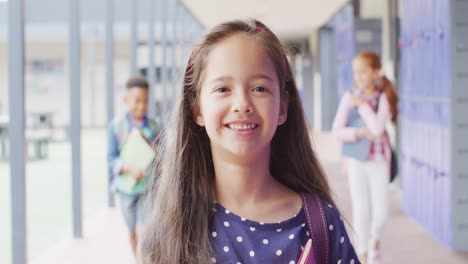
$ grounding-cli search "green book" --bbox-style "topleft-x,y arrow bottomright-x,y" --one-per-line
119,129 -> 156,192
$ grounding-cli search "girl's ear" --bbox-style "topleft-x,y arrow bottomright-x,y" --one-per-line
193,105 -> 205,127
278,90 -> 289,125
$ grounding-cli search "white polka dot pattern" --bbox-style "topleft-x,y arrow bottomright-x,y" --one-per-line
209,199 -> 359,263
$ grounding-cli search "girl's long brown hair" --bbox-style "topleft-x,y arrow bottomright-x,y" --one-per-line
355,51 -> 399,123
139,19 -> 334,264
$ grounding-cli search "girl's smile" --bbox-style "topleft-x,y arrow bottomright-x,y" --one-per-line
225,121 -> 259,137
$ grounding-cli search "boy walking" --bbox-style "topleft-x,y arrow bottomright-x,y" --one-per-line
107,76 -> 159,256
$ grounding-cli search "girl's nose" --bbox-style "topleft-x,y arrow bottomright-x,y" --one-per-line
232,90 -> 253,114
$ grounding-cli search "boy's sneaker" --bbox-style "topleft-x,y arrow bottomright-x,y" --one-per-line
367,249 -> 381,264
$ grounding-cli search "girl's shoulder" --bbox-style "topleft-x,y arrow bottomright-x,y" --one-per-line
319,199 -> 360,263
301,194 -> 347,243
301,193 -> 359,262
319,199 -> 345,228
338,91 -> 353,107
378,91 -> 389,102
342,90 -> 353,99
301,193 -> 342,223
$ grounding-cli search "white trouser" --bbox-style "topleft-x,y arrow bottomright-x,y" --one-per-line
347,158 -> 389,254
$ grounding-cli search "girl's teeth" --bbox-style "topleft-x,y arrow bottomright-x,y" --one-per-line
229,124 -> 256,130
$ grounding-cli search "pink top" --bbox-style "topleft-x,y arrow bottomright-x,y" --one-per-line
332,91 -> 392,170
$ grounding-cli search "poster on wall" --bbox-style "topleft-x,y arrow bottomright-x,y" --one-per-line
26,59 -> 64,96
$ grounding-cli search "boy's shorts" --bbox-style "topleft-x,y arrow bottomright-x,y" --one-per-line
118,192 -> 143,233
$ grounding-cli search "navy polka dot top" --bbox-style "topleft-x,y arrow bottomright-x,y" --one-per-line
209,199 -> 360,264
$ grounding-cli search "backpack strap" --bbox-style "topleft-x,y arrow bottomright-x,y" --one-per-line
301,192 -> 329,264
112,114 -> 131,152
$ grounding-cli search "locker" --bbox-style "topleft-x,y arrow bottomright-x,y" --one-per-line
399,0 -> 468,250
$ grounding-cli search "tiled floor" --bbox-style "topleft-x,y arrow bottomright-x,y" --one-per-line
30,207 -> 135,264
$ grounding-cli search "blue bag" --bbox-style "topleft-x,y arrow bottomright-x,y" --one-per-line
341,108 -> 371,161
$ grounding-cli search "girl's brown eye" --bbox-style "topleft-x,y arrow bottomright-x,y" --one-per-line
215,87 -> 229,93
253,86 -> 267,92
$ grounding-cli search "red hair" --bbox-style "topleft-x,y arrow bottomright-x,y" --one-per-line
355,51 -> 399,123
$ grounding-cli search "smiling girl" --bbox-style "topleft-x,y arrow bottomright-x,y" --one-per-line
139,19 -> 359,264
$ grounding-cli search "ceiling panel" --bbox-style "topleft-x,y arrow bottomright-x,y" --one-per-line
181,0 -> 350,38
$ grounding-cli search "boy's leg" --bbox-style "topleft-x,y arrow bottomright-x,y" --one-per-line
130,232 -> 137,256
134,194 -> 145,255
118,192 -> 139,256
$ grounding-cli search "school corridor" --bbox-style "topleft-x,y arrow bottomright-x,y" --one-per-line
1,0 -> 468,263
